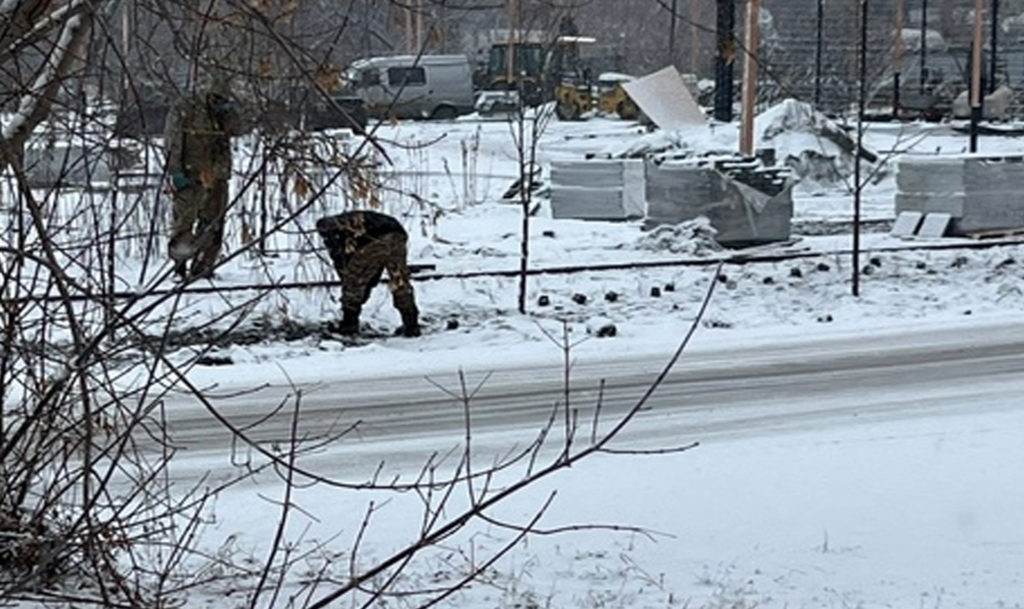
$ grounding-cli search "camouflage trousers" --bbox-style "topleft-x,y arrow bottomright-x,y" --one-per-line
321,230 -> 418,320
168,181 -> 227,278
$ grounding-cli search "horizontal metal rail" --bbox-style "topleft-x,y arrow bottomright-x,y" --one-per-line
5,236 -> 1024,306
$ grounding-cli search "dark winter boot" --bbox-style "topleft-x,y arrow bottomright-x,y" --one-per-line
398,308 -> 420,338
335,308 -> 360,335
172,260 -> 188,281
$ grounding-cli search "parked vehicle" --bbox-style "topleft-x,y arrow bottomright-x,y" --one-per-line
345,55 -> 474,120
473,24 -> 634,122
596,73 -> 638,120
113,87 -> 367,137
287,89 -> 367,134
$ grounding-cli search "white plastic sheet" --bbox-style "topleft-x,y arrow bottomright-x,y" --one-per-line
621,66 -> 706,130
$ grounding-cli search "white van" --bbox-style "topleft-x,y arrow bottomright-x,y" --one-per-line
346,55 -> 475,120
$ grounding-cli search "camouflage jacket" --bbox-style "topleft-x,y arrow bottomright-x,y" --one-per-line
163,94 -> 233,187
317,210 -> 407,259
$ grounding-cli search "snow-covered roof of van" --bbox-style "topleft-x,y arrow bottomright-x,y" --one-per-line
349,55 -> 469,70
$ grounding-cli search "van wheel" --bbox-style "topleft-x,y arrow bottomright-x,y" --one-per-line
430,105 -> 457,120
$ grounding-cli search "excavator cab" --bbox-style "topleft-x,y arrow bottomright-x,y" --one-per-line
481,37 -> 547,106
550,35 -> 596,120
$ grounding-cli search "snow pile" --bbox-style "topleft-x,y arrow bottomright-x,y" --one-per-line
757,98 -> 882,192
635,216 -> 723,256
899,27 -> 949,52
602,99 -> 881,194
603,123 -> 736,159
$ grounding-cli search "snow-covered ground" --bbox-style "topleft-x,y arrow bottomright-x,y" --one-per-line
163,109 -> 1024,608
8,103 -> 1024,607
175,109 -> 1024,370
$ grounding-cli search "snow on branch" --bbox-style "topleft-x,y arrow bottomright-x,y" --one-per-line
0,0 -> 53,52
0,0 -> 91,65
0,6 -> 93,174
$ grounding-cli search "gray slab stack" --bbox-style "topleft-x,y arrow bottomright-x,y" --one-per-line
22,142 -> 113,188
896,155 -> 1024,234
645,159 -> 793,246
550,159 -> 645,220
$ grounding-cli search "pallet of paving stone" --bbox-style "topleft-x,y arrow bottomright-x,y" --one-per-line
644,161 -> 793,246
549,159 -> 645,220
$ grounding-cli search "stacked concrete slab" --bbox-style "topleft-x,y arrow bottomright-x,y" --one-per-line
549,159 -> 645,220
645,157 -> 793,246
22,142 -> 113,188
896,155 -> 1024,234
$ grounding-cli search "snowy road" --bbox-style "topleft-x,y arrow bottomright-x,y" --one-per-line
166,319 -> 1024,474
162,319 -> 1024,607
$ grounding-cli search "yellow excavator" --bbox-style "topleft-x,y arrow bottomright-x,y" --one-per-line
550,35 -> 596,120
474,22 -> 637,121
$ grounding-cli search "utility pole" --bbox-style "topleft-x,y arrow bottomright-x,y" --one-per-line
740,0 -> 760,156
714,0 -> 736,122
970,0 -> 984,152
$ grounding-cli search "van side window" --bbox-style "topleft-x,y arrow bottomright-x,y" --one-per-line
360,70 -> 381,87
387,67 -> 426,87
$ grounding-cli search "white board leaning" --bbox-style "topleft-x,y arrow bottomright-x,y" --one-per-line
621,65 -> 706,130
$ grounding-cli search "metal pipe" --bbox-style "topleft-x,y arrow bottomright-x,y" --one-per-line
19,236 -> 1024,306
691,0 -> 700,74
990,0 -> 1000,93
894,0 -> 905,117
714,0 -> 736,122
920,0 -> 928,94
854,0 -> 869,297
669,0 -> 678,66
971,0 -> 985,152
740,0 -> 760,156
815,0 -> 824,107
506,0 -> 516,86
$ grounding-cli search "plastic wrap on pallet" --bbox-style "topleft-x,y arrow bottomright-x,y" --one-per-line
644,160 -> 792,246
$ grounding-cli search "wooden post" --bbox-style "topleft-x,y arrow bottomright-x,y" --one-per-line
739,0 -> 760,156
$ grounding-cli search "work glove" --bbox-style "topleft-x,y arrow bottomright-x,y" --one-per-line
170,171 -> 191,192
